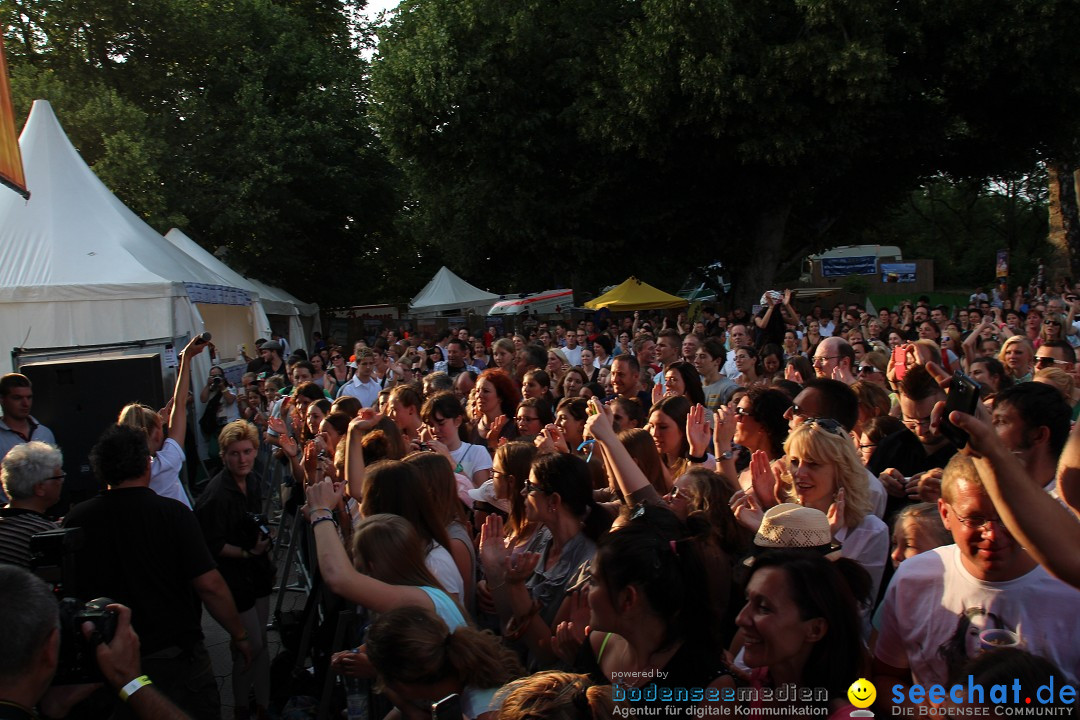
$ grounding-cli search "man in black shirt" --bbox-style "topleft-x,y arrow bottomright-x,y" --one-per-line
64,425 -> 251,719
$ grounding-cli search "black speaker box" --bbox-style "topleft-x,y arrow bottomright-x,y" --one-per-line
21,354 -> 165,510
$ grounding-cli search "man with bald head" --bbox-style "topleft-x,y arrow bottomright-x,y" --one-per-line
812,336 -> 857,384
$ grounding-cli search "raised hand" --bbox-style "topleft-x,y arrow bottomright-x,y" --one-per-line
827,487 -> 846,535
686,403 -> 711,458
730,489 -> 764,531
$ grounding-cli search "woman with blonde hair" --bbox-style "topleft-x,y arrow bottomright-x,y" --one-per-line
1034,366 -> 1079,416
998,335 -> 1035,382
118,333 -> 207,508
492,338 -> 517,377
365,606 -> 524,720
194,419 -> 273,719
497,672 -> 613,720
735,419 -> 890,599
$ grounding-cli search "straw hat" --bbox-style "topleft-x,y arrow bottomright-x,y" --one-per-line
745,503 -> 841,565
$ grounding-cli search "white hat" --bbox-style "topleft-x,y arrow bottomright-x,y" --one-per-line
745,504 -> 841,565
467,479 -> 510,514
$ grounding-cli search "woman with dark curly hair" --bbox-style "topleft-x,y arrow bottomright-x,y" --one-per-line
730,386 -> 791,492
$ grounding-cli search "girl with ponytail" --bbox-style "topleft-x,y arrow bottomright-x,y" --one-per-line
365,605 -> 524,720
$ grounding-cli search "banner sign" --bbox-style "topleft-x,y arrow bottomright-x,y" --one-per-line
821,256 -> 877,277
996,250 -> 1009,281
0,36 -> 29,199
184,283 -> 252,306
881,263 -> 917,283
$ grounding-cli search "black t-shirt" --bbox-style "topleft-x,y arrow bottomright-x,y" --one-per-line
194,471 -> 275,612
63,487 -> 217,654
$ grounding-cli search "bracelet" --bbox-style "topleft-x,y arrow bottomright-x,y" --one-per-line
310,506 -> 333,514
688,452 -> 708,464
311,515 -> 337,528
119,675 -> 152,702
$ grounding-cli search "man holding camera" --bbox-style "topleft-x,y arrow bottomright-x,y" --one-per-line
63,425 -> 251,719
0,566 -> 188,720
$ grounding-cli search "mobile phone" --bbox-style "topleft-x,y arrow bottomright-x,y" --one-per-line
938,371 -> 982,449
431,693 -> 462,720
892,345 -> 908,381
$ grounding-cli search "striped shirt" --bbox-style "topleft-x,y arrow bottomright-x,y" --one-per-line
0,508 -> 58,568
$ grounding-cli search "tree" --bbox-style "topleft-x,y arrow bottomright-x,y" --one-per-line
2,0 -> 407,306
373,0 -> 1080,306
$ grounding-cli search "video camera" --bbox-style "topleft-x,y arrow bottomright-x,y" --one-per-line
30,527 -> 119,684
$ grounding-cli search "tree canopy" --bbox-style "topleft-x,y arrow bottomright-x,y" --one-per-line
373,0 -> 1080,305
2,0 -> 412,306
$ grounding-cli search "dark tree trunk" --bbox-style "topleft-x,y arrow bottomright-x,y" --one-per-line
1048,161 -> 1080,280
733,203 -> 793,310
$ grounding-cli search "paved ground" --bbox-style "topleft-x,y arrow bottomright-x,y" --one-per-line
202,506 -> 311,719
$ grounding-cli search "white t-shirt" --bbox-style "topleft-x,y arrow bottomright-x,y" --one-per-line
337,374 -> 381,408
835,511 -> 889,600
150,438 -> 191,509
562,345 -> 583,367
819,320 -> 836,337
450,442 -> 493,485
425,542 -> 465,599
875,545 -> 1080,686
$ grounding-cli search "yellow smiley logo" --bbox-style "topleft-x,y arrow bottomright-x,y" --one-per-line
847,678 -> 876,709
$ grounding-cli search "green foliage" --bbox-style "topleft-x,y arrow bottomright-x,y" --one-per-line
860,172 -> 1050,290
373,0 -> 1080,306
2,0 -> 406,306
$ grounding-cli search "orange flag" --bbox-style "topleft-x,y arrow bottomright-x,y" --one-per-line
0,35 -> 28,199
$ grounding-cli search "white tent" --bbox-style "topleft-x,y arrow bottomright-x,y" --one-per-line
409,266 -> 498,316
164,228 -> 273,352
0,100 -> 263,373
246,277 -> 322,352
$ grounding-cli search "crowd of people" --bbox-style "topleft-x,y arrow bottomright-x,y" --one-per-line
2,281 -> 1080,719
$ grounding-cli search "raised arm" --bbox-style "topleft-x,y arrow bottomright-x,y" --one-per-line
168,335 -> 208,444
584,397 -> 662,505
951,411 -> 1080,588
306,479 -> 435,611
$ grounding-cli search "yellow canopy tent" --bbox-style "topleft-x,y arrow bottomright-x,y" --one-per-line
584,277 -> 688,311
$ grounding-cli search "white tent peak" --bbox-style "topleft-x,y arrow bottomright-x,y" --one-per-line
0,100 -> 239,293
409,266 -> 498,315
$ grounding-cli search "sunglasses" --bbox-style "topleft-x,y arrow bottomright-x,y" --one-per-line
1035,356 -> 1069,368
523,481 -> 549,495
802,417 -> 846,435
857,365 -> 881,374
330,355 -> 343,361
733,406 -> 754,418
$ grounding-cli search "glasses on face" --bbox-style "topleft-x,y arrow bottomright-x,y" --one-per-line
733,406 -> 754,419
516,414 -> 540,425
1034,356 -> 1068,368
902,415 -> 932,430
949,505 -> 1009,532
46,473 -> 66,482
857,365 -> 881,375
812,355 -> 841,366
788,403 -> 811,419
802,417 -> 845,435
330,355 -> 342,361
523,481 -> 549,495
858,443 -> 876,452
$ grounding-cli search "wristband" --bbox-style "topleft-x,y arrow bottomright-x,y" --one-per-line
311,515 -> 337,528
688,452 -> 708,464
119,675 -> 152,702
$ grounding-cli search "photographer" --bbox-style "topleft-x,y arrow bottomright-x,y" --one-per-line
198,367 -> 239,456
194,420 -> 273,720
0,566 -> 188,720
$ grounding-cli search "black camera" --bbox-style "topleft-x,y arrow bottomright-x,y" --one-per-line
246,512 -> 272,545
54,597 -> 118,684
211,376 -> 224,387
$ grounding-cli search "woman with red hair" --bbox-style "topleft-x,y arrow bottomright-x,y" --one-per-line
470,368 -> 520,450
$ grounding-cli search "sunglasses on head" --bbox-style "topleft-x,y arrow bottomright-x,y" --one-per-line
802,417 -> 846,435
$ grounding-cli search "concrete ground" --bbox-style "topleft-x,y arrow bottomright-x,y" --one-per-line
202,510 -> 313,719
